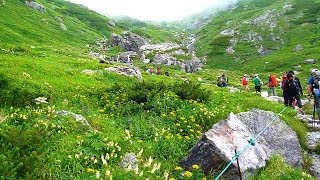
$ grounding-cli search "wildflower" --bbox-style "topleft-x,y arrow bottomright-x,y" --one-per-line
184,171 -> 193,177
187,125 -> 191,128
185,136 -> 190,140
87,168 -> 95,173
137,149 -> 143,157
96,171 -> 100,179
190,129 -> 195,133
175,166 -> 183,171
164,171 -> 169,180
175,123 -> 180,127
202,177 -> 207,180
192,164 -> 200,169
151,163 -> 161,173
169,178 -> 176,180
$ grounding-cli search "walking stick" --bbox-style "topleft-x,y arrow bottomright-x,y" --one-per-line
313,98 -> 316,129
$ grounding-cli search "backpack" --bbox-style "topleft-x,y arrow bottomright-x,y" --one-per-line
281,75 -> 287,91
270,75 -> 277,87
286,80 -> 300,95
312,71 -> 320,89
242,77 -> 248,85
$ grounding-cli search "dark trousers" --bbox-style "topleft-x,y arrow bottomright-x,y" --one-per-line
255,86 -> 261,92
288,94 -> 302,108
283,91 -> 289,106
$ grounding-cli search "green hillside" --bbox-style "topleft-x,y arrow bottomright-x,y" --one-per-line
195,0 -> 320,80
0,0 -> 318,179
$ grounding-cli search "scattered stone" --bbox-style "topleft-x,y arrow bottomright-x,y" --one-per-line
81,69 -> 103,76
293,44 -> 304,52
110,32 -> 148,53
153,53 -> 177,65
25,1 -> 46,12
120,153 -> 138,171
143,59 -> 150,64
181,109 -> 303,178
171,49 -> 186,55
60,23 -> 67,31
220,28 -> 238,36
181,58 -> 203,73
140,43 -> 180,52
258,45 -> 273,56
56,110 -> 91,127
197,77 -> 203,82
35,97 -> 48,104
283,3 -> 293,10
294,65 -> 302,69
228,86 -> 240,93
226,46 -> 235,54
242,31 -> 263,43
251,9 -> 278,30
304,59 -> 316,64
105,66 -> 142,81
307,132 -> 320,149
108,20 -> 116,27
310,153 -> 320,179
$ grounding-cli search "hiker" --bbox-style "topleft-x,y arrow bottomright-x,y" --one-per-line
217,74 -> 228,87
242,74 -> 250,92
268,74 -> 277,96
157,67 -> 161,75
148,67 -> 154,74
281,72 -> 288,105
252,74 -> 262,92
308,69 -> 320,121
285,73 -> 304,114
164,71 -> 169,76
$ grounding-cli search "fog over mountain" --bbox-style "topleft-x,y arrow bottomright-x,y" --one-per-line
67,0 -> 239,21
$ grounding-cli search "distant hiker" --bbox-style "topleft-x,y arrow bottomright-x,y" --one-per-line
217,74 -> 228,87
281,72 -> 288,105
268,74 -> 277,96
253,74 -> 262,92
148,67 -> 154,74
308,69 -> 320,121
157,67 -> 161,75
285,73 -> 304,114
242,74 -> 250,92
165,71 -> 169,76
288,70 -> 303,95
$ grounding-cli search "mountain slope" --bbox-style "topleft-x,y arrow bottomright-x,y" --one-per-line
195,0 -> 320,78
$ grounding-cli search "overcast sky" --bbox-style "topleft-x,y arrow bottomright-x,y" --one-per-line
67,0 -> 238,21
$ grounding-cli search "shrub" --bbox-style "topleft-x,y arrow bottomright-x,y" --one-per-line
172,81 -> 211,102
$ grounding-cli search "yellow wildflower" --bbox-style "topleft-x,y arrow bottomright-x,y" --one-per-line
185,136 -> 190,140
175,166 -> 183,171
192,164 -> 200,169
175,123 -> 180,127
169,178 -> 176,180
190,129 -> 195,133
86,168 -> 95,173
184,171 -> 193,177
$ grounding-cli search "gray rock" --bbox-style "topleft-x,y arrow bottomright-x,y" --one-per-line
228,86 -> 240,93
251,9 -> 278,30
60,23 -> 67,31
25,1 -> 46,12
304,59 -> 316,64
143,59 -> 150,64
153,53 -> 177,65
293,44 -> 304,52
258,45 -> 273,56
117,51 -> 137,63
56,110 -> 91,127
220,28 -> 238,36
242,31 -> 263,43
181,58 -> 203,73
307,132 -> 320,149
140,43 -> 180,52
310,153 -> 320,179
226,46 -> 235,54
110,32 -> 148,52
120,153 -> 138,171
105,66 -> 142,81
181,109 -> 303,179
108,20 -> 116,27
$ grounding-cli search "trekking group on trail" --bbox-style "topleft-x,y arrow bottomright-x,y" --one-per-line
217,69 -> 320,119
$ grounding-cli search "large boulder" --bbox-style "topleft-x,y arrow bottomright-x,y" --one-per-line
110,32 -> 148,52
181,109 -> 303,179
153,53 -> 177,65
310,153 -> 320,179
181,58 -> 203,73
25,1 -> 46,12
116,51 -> 138,63
140,43 -> 180,52
105,66 -> 142,81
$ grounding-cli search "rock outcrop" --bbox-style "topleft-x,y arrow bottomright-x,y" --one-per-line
56,110 -> 91,128
25,1 -> 46,12
105,66 -> 142,81
110,32 -> 148,52
310,153 -> 320,179
120,153 -> 138,171
153,53 -> 178,65
181,109 -> 303,179
181,58 -> 203,73
140,43 -> 180,52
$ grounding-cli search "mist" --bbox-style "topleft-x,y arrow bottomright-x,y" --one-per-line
67,0 -> 239,22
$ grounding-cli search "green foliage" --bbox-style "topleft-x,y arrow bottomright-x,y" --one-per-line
316,144 -> 320,155
251,156 -> 315,180
172,81 -> 212,102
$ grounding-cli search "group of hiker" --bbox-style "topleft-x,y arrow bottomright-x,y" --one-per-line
216,69 -> 320,116
147,66 -> 169,76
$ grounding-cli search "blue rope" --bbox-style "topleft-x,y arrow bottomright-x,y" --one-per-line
214,107 -> 287,180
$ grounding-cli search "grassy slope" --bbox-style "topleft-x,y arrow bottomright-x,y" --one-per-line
0,0 -> 315,179
195,0 -> 320,81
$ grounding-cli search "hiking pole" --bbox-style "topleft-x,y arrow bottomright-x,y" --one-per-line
313,98 -> 316,129
235,149 -> 242,180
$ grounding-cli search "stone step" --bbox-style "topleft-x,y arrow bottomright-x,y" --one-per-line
310,153 -> 320,179
307,132 -> 320,149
